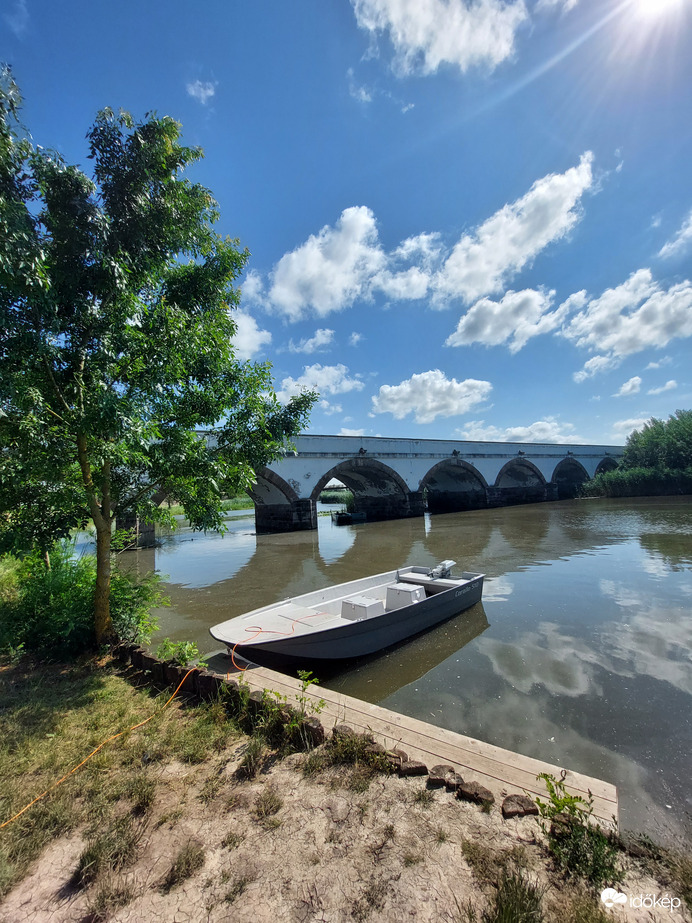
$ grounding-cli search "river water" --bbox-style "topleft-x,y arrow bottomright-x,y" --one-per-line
125,497 -> 692,845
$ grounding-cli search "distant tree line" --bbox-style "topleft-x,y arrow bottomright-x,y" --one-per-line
581,410 -> 692,498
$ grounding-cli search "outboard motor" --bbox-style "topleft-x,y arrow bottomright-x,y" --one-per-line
430,560 -> 456,579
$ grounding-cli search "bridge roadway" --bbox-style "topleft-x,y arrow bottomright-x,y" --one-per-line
250,434 -> 623,533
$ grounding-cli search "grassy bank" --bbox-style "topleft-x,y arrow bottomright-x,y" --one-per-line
0,657 -> 689,922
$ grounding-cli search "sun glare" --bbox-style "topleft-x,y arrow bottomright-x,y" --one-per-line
632,0 -> 685,20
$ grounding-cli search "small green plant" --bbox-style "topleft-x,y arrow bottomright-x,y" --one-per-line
156,638 -> 207,668
295,669 -> 326,717
161,840 -> 205,892
535,773 -> 621,890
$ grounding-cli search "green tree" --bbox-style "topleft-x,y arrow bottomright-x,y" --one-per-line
0,69 -> 315,642
622,410 -> 692,470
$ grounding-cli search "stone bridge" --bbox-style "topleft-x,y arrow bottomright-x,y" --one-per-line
250,434 -> 622,533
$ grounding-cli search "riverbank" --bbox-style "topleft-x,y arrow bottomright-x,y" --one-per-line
0,656 -> 689,923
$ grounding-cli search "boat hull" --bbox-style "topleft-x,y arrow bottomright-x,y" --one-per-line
210,568 -> 484,661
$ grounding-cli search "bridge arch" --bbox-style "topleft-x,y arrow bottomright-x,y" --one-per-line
250,468 -> 315,533
420,458 -> 488,513
595,456 -> 619,475
552,457 -> 590,500
493,458 -> 548,505
311,457 -> 417,521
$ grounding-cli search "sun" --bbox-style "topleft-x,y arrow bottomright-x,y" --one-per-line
631,0 -> 686,20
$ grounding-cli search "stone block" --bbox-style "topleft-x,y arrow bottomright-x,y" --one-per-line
399,760 -> 428,777
427,764 -> 455,788
456,781 -> 495,807
502,794 -> 539,819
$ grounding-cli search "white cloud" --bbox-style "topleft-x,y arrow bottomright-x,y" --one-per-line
433,152 -> 594,305
646,356 -> 671,370
613,376 -> 641,397
288,328 -> 335,354
319,399 -> 343,415
535,0 -> 579,13
458,417 -> 583,443
267,206 -> 386,321
231,310 -> 271,360
351,0 -> 529,76
276,363 -> 364,403
648,379 -> 677,395
186,80 -> 217,105
349,332 -> 364,346
242,270 -> 266,305
445,288 -> 569,353
564,270 -> 692,375
347,68 -> 373,103
573,354 -> 621,383
371,369 -> 492,423
658,210 -> 692,260
255,155 -> 595,321
4,0 -> 28,35
611,417 -> 651,440
340,427 -> 366,436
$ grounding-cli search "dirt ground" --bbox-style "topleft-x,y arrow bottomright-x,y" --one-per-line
1,741 -> 688,923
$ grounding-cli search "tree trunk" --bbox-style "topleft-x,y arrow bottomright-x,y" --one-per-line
94,524 -> 113,644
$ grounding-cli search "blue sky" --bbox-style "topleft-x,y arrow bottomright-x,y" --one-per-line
3,0 -> 692,445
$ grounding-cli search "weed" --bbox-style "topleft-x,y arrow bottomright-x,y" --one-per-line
86,877 -> 135,921
413,788 -> 435,807
235,736 -> 266,780
535,773 -> 621,890
224,874 -> 253,903
352,876 -> 388,921
561,892 -> 612,923
156,638 -> 207,668
348,764 -> 377,792
436,828 -> 449,844
161,840 -> 205,892
403,851 -> 422,867
475,867 -> 545,923
370,824 -> 396,863
461,838 -> 501,886
76,816 -> 143,886
221,830 -> 244,850
122,773 -> 156,815
253,784 -> 283,821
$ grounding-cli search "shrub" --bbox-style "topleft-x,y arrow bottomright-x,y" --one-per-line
535,773 -> 621,890
0,543 -> 165,659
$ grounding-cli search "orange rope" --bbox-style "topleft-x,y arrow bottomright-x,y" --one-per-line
0,667 -> 195,830
228,610 -> 326,673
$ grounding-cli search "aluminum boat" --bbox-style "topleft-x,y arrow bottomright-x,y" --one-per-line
210,561 -> 484,662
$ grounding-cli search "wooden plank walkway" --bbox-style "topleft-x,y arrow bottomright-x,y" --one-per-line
208,654 -> 619,826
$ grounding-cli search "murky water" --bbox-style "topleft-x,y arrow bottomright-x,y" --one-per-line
121,497 -> 692,845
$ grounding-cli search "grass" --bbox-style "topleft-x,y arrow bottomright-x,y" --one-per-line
0,656 -> 240,897
76,815 -> 143,886
161,841 -> 205,892
465,868 -> 545,923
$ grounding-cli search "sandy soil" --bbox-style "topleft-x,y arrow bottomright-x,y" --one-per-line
1,742 -> 688,923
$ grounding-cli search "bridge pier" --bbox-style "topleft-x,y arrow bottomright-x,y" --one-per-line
255,498 -> 317,534
485,483 -> 558,507
116,515 -> 157,548
351,490 -> 425,523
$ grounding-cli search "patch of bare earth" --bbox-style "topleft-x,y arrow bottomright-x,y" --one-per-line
1,746 -> 689,923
